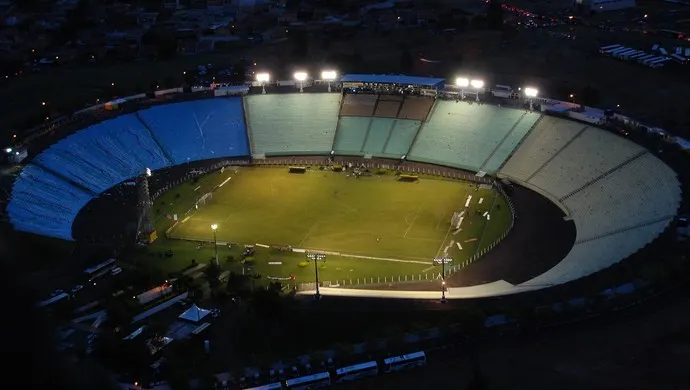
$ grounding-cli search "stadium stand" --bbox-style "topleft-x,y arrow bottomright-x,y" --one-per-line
34,114 -> 170,193
397,96 -> 435,120
137,98 -> 249,164
499,116 -> 588,180
563,152 -> 681,242
7,165 -> 93,240
245,93 -> 340,155
527,127 -> 646,199
340,94 -> 378,116
373,96 -> 402,118
408,102 -> 532,171
385,119 -> 422,157
523,218 -> 672,287
362,118 -> 395,155
334,116 -> 371,155
480,112 -> 542,173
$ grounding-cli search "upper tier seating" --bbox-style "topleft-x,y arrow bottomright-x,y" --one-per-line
7,165 -> 93,240
522,218 -> 672,287
373,98 -> 402,118
34,114 -> 170,193
499,116 -> 587,180
339,94 -> 378,116
408,102 -> 531,171
563,153 -> 681,241
246,94 -> 340,155
138,98 -> 249,164
397,96 -> 434,120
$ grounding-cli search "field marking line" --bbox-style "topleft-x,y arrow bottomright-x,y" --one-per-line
335,253 -> 430,265
435,190 -> 467,258
403,202 -> 424,238
298,222 -> 320,247
402,236 -> 442,243
422,265 -> 436,273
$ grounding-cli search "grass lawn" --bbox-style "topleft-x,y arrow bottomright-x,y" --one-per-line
143,166 -> 511,285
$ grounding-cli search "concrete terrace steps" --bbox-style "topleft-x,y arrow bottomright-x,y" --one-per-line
559,150 -> 649,202
526,125 -> 589,182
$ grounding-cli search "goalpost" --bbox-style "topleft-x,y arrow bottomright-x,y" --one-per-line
196,192 -> 213,207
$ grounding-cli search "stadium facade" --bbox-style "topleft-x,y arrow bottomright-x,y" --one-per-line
3,74 -> 682,298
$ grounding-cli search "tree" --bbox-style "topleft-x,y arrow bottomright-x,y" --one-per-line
230,61 -> 247,83
580,85 -> 601,106
204,262 -> 222,290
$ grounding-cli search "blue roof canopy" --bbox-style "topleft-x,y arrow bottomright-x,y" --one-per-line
340,74 -> 445,88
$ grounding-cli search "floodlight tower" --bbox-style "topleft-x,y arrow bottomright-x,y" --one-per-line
306,252 -> 327,300
470,79 -> 484,101
211,224 -> 218,266
455,77 -> 469,99
524,87 -> 539,110
321,70 -> 337,92
294,71 -> 308,93
434,257 -> 452,303
136,168 -> 154,242
256,72 -> 270,94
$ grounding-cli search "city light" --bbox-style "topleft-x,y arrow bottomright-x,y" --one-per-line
524,87 -> 539,97
321,70 -> 337,80
294,72 -> 308,81
470,79 -> 485,89
255,73 -> 270,82
5,148 -> 11,153
456,77 -> 469,87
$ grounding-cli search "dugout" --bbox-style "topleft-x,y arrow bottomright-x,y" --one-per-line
397,175 -> 419,182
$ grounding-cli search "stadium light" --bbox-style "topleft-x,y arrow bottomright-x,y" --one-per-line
256,72 -> 270,94
145,168 -> 152,177
434,257 -> 452,302
321,70 -> 337,92
5,148 -> 11,153
470,79 -> 484,89
306,252 -> 327,300
524,87 -> 539,97
524,87 -> 539,110
211,224 -> 218,265
455,77 -> 469,87
294,71 -> 308,93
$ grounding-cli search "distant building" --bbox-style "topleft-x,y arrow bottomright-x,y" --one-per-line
574,0 -> 636,13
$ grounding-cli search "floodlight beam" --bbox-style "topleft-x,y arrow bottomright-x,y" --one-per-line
456,77 -> 469,87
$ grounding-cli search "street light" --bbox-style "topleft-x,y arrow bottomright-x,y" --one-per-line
294,71 -> 308,93
256,72 -> 270,94
321,70 -> 337,92
524,87 -> 539,110
434,257 -> 453,303
306,252 -> 326,300
211,224 -> 218,265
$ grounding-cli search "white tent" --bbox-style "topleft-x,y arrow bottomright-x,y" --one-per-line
178,304 -> 211,323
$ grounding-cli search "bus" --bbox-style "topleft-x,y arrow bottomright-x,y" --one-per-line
284,372 -> 331,390
244,382 -> 282,390
383,351 -> 427,373
84,258 -> 116,275
335,361 -> 379,382
598,44 -> 621,53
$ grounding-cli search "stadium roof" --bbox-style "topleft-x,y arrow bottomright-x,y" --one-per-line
340,74 -> 445,88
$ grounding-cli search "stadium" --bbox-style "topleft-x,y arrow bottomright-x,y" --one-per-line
3,72 -> 683,300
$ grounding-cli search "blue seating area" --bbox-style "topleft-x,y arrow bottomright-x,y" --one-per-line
408,102 -> 528,171
246,94 -> 340,155
34,114 -> 170,193
362,118 -> 395,155
138,98 -> 249,163
7,165 -> 93,240
383,119 -> 420,157
334,116 -> 371,155
481,112 -> 542,173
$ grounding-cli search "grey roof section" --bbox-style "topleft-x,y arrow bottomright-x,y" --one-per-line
340,74 -> 445,87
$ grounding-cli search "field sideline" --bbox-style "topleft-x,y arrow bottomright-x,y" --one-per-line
164,166 -> 511,265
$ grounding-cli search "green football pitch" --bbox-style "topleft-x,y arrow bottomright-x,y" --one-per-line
158,166 -> 511,271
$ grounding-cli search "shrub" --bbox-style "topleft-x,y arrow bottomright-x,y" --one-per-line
243,257 -> 255,264
376,169 -> 387,175
176,193 -> 181,198
298,261 -> 309,268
